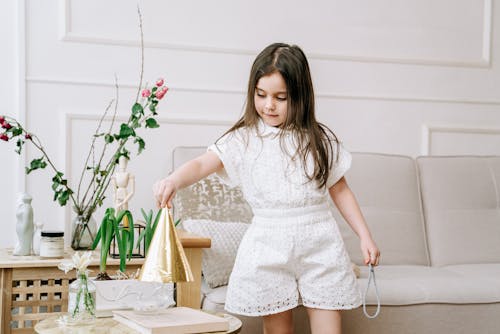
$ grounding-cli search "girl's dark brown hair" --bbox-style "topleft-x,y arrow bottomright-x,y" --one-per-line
222,42 -> 339,188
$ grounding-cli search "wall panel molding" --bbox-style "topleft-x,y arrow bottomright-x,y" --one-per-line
28,75 -> 500,106
421,124 -> 500,155
58,0 -> 492,68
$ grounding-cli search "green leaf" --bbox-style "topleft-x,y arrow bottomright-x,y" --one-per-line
12,128 -> 22,137
152,210 -> 161,233
132,103 -> 143,116
97,209 -> 116,272
120,148 -> 130,160
26,157 -> 47,174
134,137 -> 145,154
52,171 -> 64,182
149,104 -> 156,113
57,190 -> 70,206
131,118 -> 141,129
119,124 -> 136,139
104,134 -> 114,144
145,118 -> 159,129
140,208 -> 150,223
15,139 -> 24,154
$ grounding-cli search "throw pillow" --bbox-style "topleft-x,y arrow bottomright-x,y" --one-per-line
173,175 -> 253,223
180,219 -> 249,288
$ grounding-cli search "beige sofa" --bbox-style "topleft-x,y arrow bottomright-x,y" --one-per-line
173,148 -> 500,334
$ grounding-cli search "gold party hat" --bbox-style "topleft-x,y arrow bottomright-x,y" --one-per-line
138,208 -> 194,283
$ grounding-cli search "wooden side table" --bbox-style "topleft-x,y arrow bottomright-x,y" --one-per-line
0,230 -> 210,334
34,313 -> 242,334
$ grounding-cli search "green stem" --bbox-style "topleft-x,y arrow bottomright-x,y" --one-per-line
6,118 -> 79,209
76,272 -> 95,316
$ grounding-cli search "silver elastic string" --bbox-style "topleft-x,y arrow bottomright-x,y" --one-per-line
363,263 -> 381,318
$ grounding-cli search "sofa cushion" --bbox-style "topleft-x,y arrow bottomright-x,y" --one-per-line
359,264 -> 500,305
334,153 -> 429,266
201,279 -> 228,306
417,156 -> 500,266
174,174 -> 253,223
172,146 -> 253,223
202,264 -> 500,307
181,219 -> 249,288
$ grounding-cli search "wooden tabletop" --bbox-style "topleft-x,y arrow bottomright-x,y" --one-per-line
0,230 -> 210,268
34,313 -> 242,334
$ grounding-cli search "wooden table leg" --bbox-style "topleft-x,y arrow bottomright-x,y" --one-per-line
176,248 -> 202,309
1,268 -> 12,334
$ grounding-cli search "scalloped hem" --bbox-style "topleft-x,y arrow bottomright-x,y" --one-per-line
224,300 -> 362,317
224,303 -> 299,317
301,301 -> 362,311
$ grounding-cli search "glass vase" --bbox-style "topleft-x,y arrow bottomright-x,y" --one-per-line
67,270 -> 96,324
71,214 -> 97,250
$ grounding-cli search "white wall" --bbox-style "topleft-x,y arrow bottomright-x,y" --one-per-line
0,0 -> 20,248
0,0 -> 499,248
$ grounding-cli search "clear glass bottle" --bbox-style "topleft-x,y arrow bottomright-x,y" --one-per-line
67,270 -> 96,324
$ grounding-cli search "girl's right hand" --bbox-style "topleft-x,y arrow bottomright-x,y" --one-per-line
153,178 -> 177,208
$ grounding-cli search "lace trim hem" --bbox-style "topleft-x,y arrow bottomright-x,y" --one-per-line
224,300 -> 362,317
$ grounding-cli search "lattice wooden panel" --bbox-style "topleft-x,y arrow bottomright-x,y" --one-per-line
9,267 -> 73,334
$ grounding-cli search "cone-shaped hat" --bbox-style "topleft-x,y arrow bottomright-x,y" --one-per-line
138,208 -> 194,283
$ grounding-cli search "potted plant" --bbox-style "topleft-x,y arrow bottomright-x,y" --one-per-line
91,208 -> 135,280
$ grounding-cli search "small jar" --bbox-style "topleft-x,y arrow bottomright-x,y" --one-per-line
39,231 -> 64,258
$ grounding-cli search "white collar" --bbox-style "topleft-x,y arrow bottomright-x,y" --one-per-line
257,118 -> 281,137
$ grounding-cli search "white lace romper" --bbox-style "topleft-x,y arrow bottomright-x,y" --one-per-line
208,120 -> 362,317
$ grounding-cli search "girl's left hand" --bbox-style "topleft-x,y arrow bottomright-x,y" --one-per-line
360,237 -> 380,266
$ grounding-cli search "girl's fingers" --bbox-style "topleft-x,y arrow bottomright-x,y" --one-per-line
153,180 -> 168,208
166,190 -> 176,209
160,191 -> 169,208
371,250 -> 380,266
363,249 -> 371,265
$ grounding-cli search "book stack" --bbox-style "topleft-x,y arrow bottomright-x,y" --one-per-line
113,307 -> 230,334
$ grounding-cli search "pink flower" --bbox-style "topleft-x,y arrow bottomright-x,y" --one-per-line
156,78 -> 164,87
0,116 -> 4,124
25,133 -> 32,140
2,122 -> 12,130
0,133 -> 8,141
155,86 -> 168,100
141,89 -> 151,98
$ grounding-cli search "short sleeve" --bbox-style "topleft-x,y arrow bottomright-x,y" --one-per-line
207,132 -> 242,188
326,142 -> 352,188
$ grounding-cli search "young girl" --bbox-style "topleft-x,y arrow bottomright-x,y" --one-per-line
153,43 -> 380,334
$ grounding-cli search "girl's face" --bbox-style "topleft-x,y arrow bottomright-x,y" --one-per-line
254,72 -> 288,127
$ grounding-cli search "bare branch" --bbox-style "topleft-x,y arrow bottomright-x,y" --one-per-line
135,5 -> 145,103
77,99 -> 115,204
